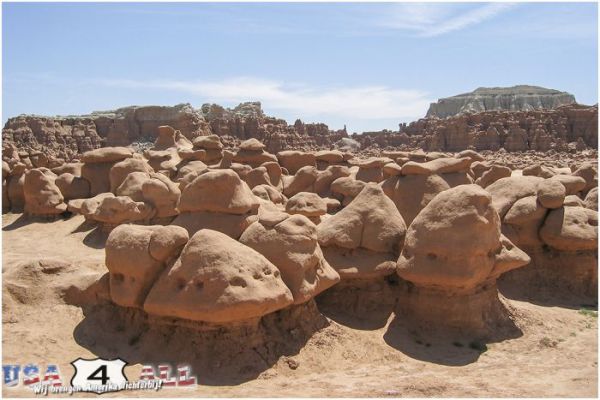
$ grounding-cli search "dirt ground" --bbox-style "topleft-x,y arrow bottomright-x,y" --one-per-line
2,213 -> 598,397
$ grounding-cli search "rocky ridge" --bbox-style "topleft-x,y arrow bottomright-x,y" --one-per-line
426,85 -> 576,118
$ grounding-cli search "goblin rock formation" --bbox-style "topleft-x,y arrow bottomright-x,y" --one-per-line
396,185 -> 530,338
426,85 -> 576,118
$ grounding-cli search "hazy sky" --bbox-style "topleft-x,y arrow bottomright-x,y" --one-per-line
3,2 -> 598,133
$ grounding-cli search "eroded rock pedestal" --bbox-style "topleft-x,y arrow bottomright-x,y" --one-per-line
396,185 -> 530,339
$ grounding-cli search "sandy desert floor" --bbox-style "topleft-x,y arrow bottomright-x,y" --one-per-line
2,212 -> 598,397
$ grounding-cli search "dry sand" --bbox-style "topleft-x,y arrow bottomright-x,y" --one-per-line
2,213 -> 597,397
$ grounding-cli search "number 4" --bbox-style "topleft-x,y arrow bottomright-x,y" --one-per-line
87,365 -> 109,385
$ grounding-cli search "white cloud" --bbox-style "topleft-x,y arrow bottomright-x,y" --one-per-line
95,77 -> 431,122
379,3 -> 515,37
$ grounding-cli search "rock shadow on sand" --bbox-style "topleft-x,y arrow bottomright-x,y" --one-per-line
73,300 -> 329,386
315,275 -> 401,330
383,288 -> 524,366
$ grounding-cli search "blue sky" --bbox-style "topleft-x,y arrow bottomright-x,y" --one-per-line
3,2 -> 598,133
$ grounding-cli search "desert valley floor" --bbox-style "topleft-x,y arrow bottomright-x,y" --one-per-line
2,213 -> 597,398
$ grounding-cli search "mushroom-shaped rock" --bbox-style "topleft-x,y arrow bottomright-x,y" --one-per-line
317,183 -> 407,279
396,185 -> 530,338
381,173 -> 451,225
353,157 -> 391,183
106,225 -> 189,308
240,212 -> 339,304
173,169 -> 259,238
193,134 -> 223,150
277,151 -> 316,175
234,139 -> 277,168
383,163 -> 402,177
583,187 -> 598,211
397,184 -> 529,291
23,168 -> 67,216
109,158 -> 153,193
178,169 -> 259,214
143,229 -> 294,323
191,135 -> 224,163
285,192 -> 327,223
239,138 -> 265,151
536,178 -> 566,209
540,206 -> 598,251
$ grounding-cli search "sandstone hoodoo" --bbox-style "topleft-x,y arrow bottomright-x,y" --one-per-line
318,183 -> 407,280
143,229 -> 294,324
488,174 -> 599,300
239,210 -> 340,304
396,185 -> 530,338
172,168 -> 260,239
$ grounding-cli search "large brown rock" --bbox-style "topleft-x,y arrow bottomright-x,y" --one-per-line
23,168 -> 67,216
178,169 -> 259,214
486,176 -> 544,218
381,173 -> 451,225
55,173 -> 91,200
240,211 -> 339,304
141,173 -> 181,218
397,184 -> 529,291
539,206 -> 598,251
106,225 -> 189,308
143,229 -> 294,323
109,157 -> 153,193
318,183 -> 406,279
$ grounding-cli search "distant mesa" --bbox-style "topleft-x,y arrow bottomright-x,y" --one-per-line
426,85 -> 577,118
